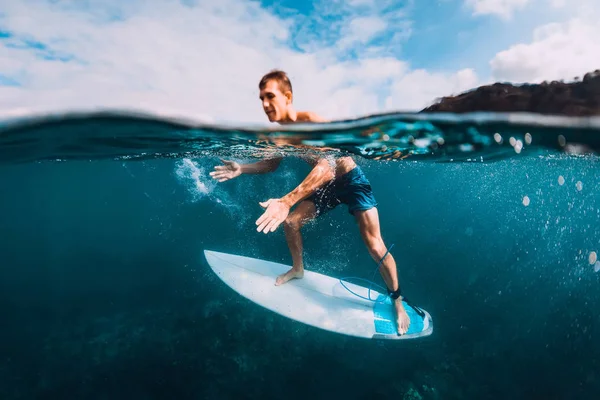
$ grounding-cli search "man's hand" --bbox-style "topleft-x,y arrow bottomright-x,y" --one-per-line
210,159 -> 242,182
256,199 -> 290,234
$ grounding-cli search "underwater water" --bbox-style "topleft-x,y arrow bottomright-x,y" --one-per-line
1,110 -> 599,399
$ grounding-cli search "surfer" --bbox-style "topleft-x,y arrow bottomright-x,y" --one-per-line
210,70 -> 411,335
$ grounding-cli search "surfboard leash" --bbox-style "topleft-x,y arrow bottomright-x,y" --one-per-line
339,243 -> 426,318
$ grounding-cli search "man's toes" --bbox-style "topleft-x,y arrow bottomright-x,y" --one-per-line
275,272 -> 291,286
397,319 -> 410,335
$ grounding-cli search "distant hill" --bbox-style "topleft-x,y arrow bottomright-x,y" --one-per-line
421,69 -> 600,116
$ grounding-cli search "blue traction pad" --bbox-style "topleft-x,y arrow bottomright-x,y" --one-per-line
373,294 -> 425,335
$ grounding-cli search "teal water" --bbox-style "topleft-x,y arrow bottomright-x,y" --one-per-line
1,111 -> 599,399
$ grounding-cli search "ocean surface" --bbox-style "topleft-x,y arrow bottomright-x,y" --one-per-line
1,110 -> 599,399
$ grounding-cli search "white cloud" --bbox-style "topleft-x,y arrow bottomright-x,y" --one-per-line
0,0 -> 475,123
338,17 -> 388,48
385,68 -> 479,111
465,0 -> 530,19
293,0 -> 413,55
490,18 -> 600,83
549,0 -> 566,7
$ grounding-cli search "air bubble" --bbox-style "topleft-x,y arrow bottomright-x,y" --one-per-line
514,140 -> 523,154
595,262 -> 600,273
558,135 -> 566,147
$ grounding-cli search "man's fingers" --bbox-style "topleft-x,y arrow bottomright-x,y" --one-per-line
272,220 -> 282,232
256,216 -> 282,233
265,219 -> 280,233
263,219 -> 276,233
256,212 -> 268,227
210,172 -> 230,181
257,218 -> 271,233
256,200 -> 285,232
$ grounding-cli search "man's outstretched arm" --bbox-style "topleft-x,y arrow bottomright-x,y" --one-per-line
210,157 -> 282,182
240,158 -> 282,174
256,157 -> 335,233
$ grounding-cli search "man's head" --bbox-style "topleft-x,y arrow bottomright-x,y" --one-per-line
259,70 -> 293,122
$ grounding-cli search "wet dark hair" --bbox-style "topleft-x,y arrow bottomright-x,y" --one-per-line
259,69 -> 293,95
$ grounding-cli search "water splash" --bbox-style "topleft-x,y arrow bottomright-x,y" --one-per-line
175,158 -> 214,201
174,158 -> 245,224
1,109 -> 600,164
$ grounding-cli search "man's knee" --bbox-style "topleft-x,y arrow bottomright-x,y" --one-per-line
364,234 -> 386,257
284,214 -> 303,230
285,202 -> 316,231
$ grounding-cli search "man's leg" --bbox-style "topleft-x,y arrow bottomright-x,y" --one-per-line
276,200 -> 317,286
354,207 -> 411,335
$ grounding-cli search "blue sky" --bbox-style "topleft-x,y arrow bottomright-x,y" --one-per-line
0,0 -> 598,123
258,0 -> 592,79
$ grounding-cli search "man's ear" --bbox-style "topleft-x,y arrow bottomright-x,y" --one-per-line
284,90 -> 293,104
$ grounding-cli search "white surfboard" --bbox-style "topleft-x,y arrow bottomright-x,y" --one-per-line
204,250 -> 433,340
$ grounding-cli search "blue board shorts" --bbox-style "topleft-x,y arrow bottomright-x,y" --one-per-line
307,166 -> 378,216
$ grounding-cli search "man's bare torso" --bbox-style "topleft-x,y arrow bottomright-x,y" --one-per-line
292,111 -> 357,177
302,155 -> 356,176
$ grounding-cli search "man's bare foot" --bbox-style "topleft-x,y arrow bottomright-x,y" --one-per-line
394,298 -> 411,335
275,267 -> 304,286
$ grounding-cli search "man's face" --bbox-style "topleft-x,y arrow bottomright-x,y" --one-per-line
259,79 -> 290,122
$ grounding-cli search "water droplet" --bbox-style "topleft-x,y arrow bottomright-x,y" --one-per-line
522,196 -> 530,206
525,132 -> 532,144
494,133 -> 502,143
576,181 -> 583,191
595,262 -> 600,273
558,176 -> 565,185
509,137 -> 516,146
589,251 -> 597,265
